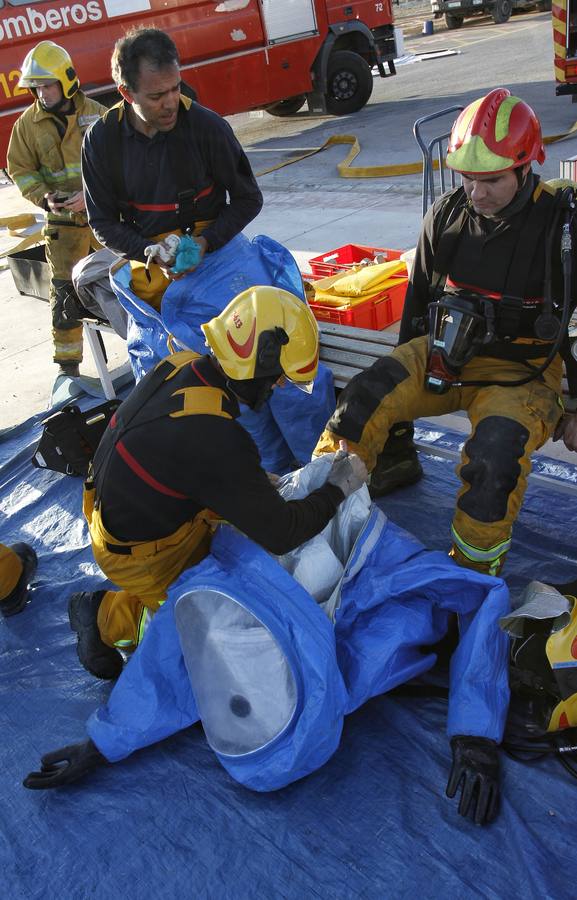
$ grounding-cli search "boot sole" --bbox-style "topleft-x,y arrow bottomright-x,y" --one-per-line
369,466 -> 424,499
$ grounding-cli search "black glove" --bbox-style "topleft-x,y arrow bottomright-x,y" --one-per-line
445,736 -> 500,825
23,739 -> 108,790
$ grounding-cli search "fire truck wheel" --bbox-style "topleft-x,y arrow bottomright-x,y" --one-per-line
445,13 -> 464,28
265,95 -> 307,117
536,0 -> 551,8
492,0 -> 512,23
325,50 -> 373,116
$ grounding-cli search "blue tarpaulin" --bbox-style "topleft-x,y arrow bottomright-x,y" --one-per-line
2,404 -> 577,898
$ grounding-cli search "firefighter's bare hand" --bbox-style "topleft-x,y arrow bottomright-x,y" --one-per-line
63,191 -> 86,213
553,412 -> 577,452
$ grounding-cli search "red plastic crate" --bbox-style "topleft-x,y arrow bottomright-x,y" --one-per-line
309,278 -> 408,330
308,244 -> 403,278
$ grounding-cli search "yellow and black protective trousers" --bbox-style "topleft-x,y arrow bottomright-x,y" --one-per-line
315,335 -> 564,576
45,215 -> 101,366
0,543 -> 23,601
82,351 -> 227,648
82,484 -> 211,648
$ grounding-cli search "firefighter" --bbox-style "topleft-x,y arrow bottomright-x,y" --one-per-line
68,286 -> 367,680
7,41 -> 105,378
81,26 -> 263,309
0,542 -> 37,618
315,88 -> 577,577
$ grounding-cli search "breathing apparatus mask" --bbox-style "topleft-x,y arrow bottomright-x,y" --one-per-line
423,185 -> 576,393
425,293 -> 495,393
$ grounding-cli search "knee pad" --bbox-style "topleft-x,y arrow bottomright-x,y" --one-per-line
458,416 -> 529,523
52,279 -> 86,329
327,357 -> 410,443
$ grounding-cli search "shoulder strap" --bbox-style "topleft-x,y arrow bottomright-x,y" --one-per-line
430,187 -> 469,297
166,98 -> 203,233
503,181 -> 560,297
102,102 -> 126,202
92,355 -> 190,489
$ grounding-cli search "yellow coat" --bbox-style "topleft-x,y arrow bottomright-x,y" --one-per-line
7,91 -> 105,220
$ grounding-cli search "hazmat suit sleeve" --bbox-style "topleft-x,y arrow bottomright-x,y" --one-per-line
7,114 -> 51,209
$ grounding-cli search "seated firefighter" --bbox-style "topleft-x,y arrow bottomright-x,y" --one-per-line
81,26 -> 263,308
315,88 -> 577,576
68,286 -> 367,679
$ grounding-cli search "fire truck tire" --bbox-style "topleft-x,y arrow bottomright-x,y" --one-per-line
536,0 -> 551,9
445,13 -> 464,28
325,51 -> 373,116
492,0 -> 512,23
265,95 -> 307,117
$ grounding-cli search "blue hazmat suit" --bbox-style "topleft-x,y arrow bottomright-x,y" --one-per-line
111,233 -> 335,473
87,456 -> 510,791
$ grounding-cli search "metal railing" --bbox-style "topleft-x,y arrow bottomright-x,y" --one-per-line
413,105 -> 464,217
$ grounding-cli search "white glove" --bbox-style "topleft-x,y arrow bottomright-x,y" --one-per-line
143,233 -> 181,269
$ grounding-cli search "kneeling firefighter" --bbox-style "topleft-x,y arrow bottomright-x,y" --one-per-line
68,285 -> 368,679
315,88 -> 577,576
7,41 -> 105,378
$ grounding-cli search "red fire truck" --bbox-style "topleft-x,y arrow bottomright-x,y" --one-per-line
553,0 -> 577,96
0,0 -> 400,167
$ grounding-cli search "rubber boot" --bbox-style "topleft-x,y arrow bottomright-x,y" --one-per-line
57,361 -> 80,378
0,543 -> 38,617
369,422 -> 424,498
68,591 -> 124,680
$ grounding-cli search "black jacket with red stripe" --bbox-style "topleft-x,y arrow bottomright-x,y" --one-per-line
81,98 -> 263,261
92,353 -> 343,555
398,174 -> 577,360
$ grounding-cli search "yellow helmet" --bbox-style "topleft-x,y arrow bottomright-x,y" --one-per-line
201,286 -> 319,389
18,41 -> 79,98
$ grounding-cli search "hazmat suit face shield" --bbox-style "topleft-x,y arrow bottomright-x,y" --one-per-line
425,294 -> 488,393
175,589 -> 298,755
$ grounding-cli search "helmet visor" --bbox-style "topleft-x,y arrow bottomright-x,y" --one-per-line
21,77 -> 59,87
